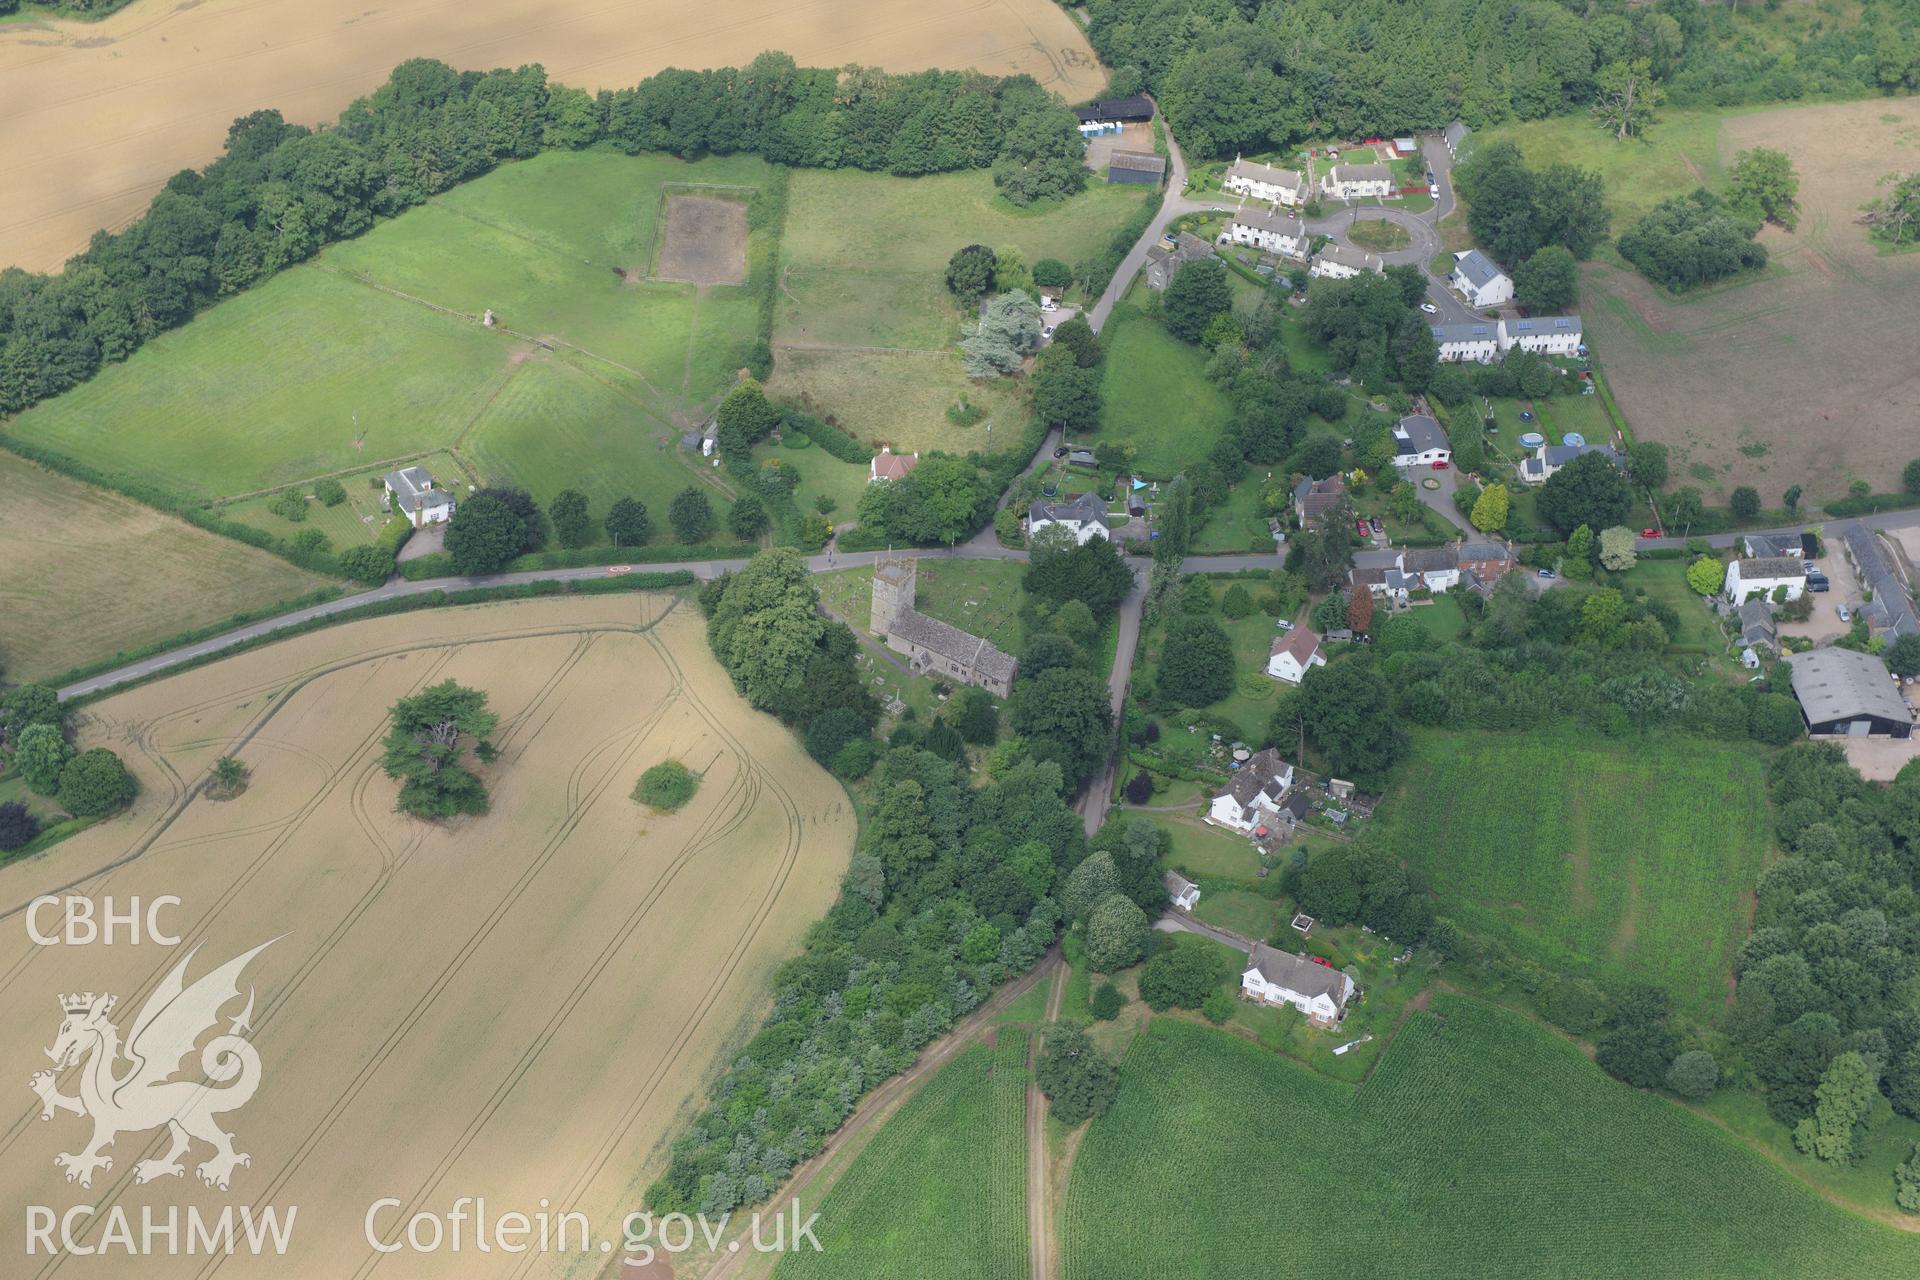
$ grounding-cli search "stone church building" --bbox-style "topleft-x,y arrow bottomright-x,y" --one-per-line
869,557 -> 1018,698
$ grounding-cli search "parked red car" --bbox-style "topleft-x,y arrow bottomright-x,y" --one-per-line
1309,955 -> 1333,968
1356,519 -> 1371,537
1431,460 -> 1449,470
1640,528 -> 1663,538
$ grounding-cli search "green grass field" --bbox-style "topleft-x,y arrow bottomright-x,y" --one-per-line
1377,729 -> 1770,1016
9,149 -> 771,504
1095,304 -> 1234,479
1478,108 -> 1730,232
769,167 -> 1152,448
817,559 -> 1030,657
1064,1001 -> 1920,1279
777,1030 -> 1028,1280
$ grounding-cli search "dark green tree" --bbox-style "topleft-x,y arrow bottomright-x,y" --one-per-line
1538,451 -> 1632,534
727,491 -> 769,541
338,544 -> 394,585
1628,441 -> 1669,490
58,748 -> 138,818
1138,939 -> 1229,1010
0,801 -> 39,853
952,688 -> 1000,744
1030,344 -> 1103,431
1292,661 -> 1406,785
474,486 -> 545,553
1163,259 -> 1233,343
1730,486 -> 1761,520
945,244 -> 997,304
716,377 -> 783,462
1514,245 -> 1579,311
444,492 -> 526,574
669,486 -> 715,543
1049,314 -> 1100,368
550,489 -> 593,548
604,497 -> 651,547
1158,614 -> 1235,706
1035,1023 -> 1118,1124
15,723 -> 73,795
381,680 -> 498,818
1011,667 -> 1112,786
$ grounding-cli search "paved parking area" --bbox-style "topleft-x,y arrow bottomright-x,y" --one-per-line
1832,734 -> 1920,781
1778,544 -> 1857,643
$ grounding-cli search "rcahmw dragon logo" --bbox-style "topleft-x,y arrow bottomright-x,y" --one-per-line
28,939 -> 276,1192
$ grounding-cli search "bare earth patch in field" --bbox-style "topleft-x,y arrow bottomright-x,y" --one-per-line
1583,99 -> 1920,502
0,596 -> 854,1276
655,195 -> 748,285
0,450 -> 333,682
0,0 -> 1106,271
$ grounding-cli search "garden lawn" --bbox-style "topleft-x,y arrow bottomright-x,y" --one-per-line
9,149 -> 771,501
1377,728 -> 1770,1017
1413,594 -> 1467,643
1065,1001 -> 1920,1279
758,439 -> 870,525
1190,474 -> 1275,555
1095,305 -> 1233,479
1624,558 -> 1725,652
1191,888 -> 1283,941
777,1031 -> 1027,1280
218,450 -> 474,547
1157,816 -> 1261,884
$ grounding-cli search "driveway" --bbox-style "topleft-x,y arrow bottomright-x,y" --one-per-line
1412,465 -> 1475,536
1154,912 -> 1254,955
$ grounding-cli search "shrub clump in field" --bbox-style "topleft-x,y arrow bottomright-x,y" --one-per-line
1091,983 -> 1124,1021
381,680 -> 498,819
206,755 -> 251,802
633,760 -> 699,812
313,478 -> 348,506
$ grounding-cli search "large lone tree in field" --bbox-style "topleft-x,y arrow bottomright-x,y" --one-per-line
382,680 -> 499,818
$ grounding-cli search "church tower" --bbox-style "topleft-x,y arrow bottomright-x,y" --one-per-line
870,556 -> 917,635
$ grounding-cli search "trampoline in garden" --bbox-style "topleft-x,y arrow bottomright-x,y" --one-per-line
1518,432 -> 1544,448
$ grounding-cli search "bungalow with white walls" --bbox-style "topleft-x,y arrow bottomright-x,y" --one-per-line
869,447 -> 919,483
383,466 -> 454,527
1391,415 -> 1450,469
1241,943 -> 1355,1026
1516,441 -> 1624,485
1223,157 -> 1307,206
1165,870 -> 1201,912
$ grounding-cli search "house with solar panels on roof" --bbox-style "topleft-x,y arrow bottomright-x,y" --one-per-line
1449,249 -> 1513,308
1431,315 -> 1582,363
1504,314 -> 1582,356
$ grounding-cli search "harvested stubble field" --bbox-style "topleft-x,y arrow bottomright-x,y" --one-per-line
0,450 -> 333,682
1063,1003 -> 1920,1278
1377,728 -> 1770,1017
0,0 -> 1106,272
1566,99 -> 1920,502
9,149 -> 761,512
0,596 -> 854,1276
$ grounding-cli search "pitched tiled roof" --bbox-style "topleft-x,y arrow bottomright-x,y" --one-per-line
1029,490 -> 1109,529
1453,249 -> 1505,287
1270,627 -> 1323,667
888,609 -> 1018,684
1225,158 -> 1304,191
1246,943 -> 1352,1007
